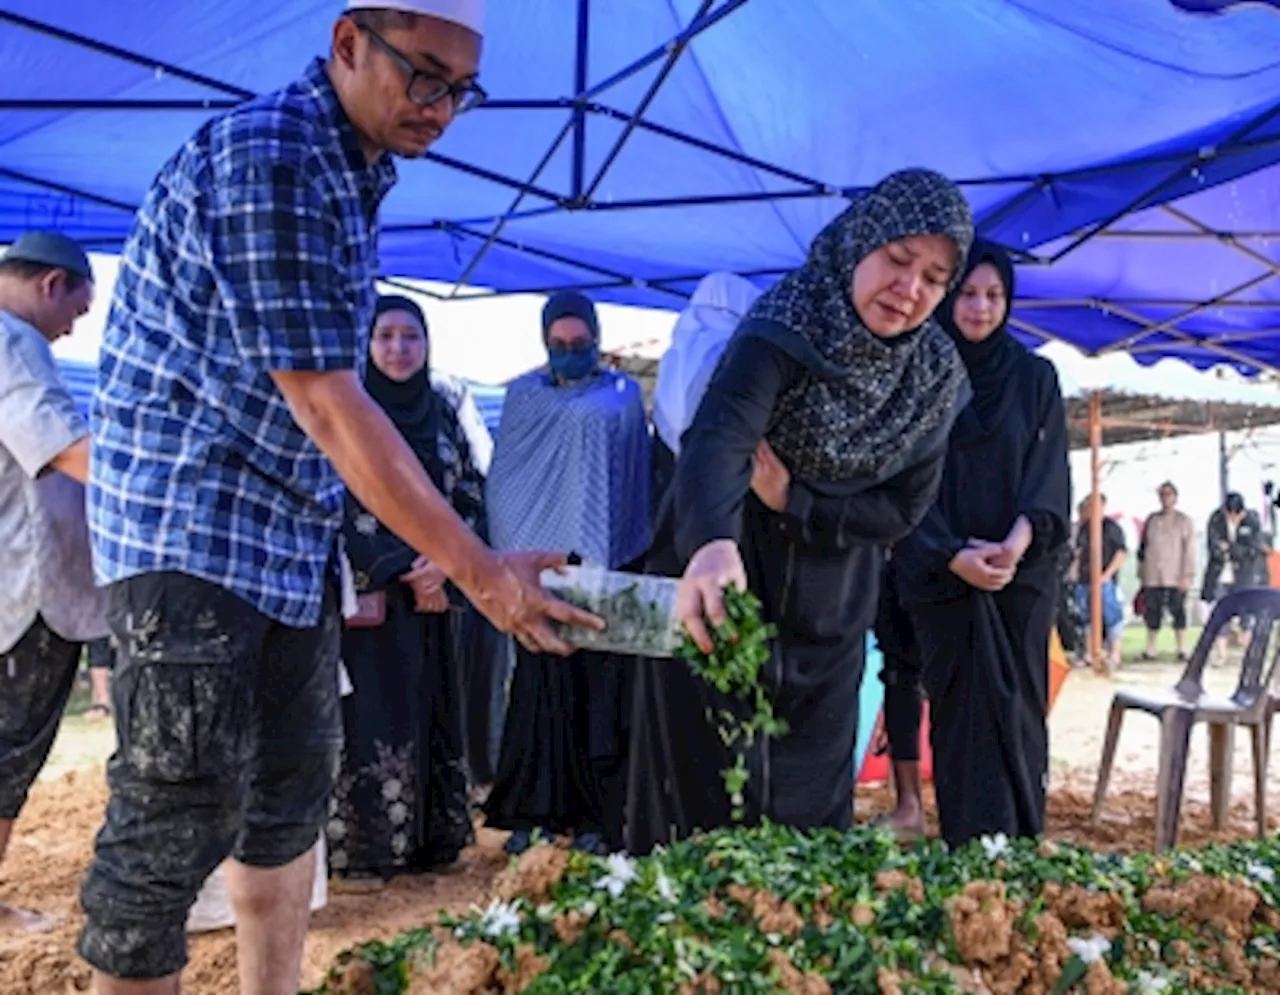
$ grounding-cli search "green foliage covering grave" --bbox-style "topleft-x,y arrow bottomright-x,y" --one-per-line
307,824 -> 1280,995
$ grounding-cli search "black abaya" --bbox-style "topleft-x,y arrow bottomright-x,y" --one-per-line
893,334 -> 1070,848
483,647 -> 630,850
328,366 -> 488,879
627,334 -> 957,854
330,585 -> 472,876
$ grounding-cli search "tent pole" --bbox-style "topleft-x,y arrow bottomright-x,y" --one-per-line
1219,430 -> 1230,506
1089,390 -> 1105,674
570,0 -> 590,202
582,0 -> 751,99
582,0 -> 717,201
1047,98 -> 1280,265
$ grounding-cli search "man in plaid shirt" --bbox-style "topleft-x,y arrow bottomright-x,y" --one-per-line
80,5 -> 598,993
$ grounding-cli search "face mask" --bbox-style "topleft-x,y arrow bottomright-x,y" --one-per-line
548,343 -> 599,383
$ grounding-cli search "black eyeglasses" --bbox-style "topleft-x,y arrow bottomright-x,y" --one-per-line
360,25 -> 487,114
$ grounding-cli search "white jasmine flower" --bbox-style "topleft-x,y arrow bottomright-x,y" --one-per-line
980,832 -> 1011,861
1247,861 -> 1276,886
1067,933 -> 1110,965
657,912 -> 676,924
596,853 -> 639,898
579,899 -> 598,918
655,870 -> 678,904
479,898 -> 522,938
1134,969 -> 1171,993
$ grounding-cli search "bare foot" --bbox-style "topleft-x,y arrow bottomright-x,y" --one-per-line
0,903 -> 56,933
870,809 -> 925,841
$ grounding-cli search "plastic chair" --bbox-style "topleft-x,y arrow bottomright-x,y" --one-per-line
1091,588 -> 1280,852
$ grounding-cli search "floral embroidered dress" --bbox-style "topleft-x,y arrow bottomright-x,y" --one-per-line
327,383 -> 486,879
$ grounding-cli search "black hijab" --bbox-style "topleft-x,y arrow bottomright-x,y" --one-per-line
541,290 -> 601,343
744,168 -> 975,482
366,295 -> 443,484
938,238 -> 1022,433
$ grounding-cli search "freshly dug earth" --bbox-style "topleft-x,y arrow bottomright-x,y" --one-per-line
314,823 -> 1279,995
0,770 -> 1272,994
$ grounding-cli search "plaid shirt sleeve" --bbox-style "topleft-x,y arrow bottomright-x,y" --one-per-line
208,161 -> 364,373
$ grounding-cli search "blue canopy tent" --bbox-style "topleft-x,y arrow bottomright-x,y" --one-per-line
4,0 -> 1280,371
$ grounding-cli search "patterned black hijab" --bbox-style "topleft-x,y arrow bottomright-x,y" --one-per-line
747,168 -> 974,482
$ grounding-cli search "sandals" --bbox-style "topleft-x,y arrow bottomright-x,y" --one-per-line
83,703 -> 112,721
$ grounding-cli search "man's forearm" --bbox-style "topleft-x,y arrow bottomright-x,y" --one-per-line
48,436 -> 91,485
275,370 -> 496,596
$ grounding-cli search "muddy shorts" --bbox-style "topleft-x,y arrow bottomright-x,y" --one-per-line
77,571 -> 343,981
0,617 -> 82,820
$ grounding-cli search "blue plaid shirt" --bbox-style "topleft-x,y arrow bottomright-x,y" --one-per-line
90,59 -> 397,628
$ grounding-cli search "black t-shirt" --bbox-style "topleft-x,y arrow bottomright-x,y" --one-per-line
1076,517 -> 1127,576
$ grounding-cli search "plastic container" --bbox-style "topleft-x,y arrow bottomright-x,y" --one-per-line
540,565 -> 682,657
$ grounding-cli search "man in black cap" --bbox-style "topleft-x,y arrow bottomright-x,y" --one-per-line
0,230 -> 108,930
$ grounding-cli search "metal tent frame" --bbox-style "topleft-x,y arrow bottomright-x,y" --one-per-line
4,2 -> 1280,371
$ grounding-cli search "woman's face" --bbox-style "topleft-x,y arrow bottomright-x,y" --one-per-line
370,309 -> 428,382
952,262 -> 1009,343
851,234 -> 957,338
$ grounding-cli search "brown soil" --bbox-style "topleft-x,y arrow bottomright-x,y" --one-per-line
0,769 -> 1273,995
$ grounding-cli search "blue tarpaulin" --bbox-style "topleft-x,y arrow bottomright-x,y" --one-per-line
4,1 -> 1280,370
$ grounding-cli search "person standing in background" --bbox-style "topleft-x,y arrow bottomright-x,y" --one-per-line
893,238 -> 1071,849
650,272 -> 762,511
1203,492 -> 1269,602
1137,482 -> 1196,661
1072,494 -> 1127,672
328,296 -> 484,884
0,232 -> 107,930
484,292 -> 652,856
1201,492 -> 1268,659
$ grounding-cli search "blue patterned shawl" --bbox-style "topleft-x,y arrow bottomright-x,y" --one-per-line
486,369 -> 651,569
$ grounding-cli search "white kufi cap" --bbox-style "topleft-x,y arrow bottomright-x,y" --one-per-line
346,0 -> 485,36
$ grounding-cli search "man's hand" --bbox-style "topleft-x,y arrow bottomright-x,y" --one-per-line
677,539 -> 749,654
750,440 -> 791,513
950,547 -> 1016,592
473,551 -> 605,655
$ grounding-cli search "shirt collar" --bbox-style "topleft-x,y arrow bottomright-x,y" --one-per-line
298,58 -> 398,208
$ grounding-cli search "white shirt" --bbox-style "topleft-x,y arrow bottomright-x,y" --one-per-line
0,311 -> 108,652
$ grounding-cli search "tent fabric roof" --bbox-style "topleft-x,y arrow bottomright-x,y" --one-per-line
6,1 -> 1280,371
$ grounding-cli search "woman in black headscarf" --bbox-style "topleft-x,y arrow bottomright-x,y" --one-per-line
327,295 -> 485,883
627,169 -> 975,853
892,239 -> 1071,848
483,292 -> 651,858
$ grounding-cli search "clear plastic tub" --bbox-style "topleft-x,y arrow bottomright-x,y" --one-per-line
540,565 -> 682,657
